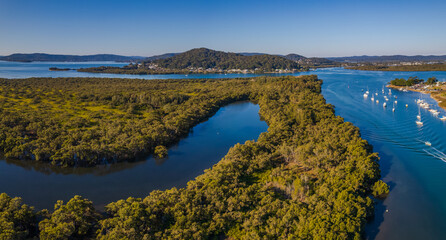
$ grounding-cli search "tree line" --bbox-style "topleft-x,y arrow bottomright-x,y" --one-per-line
389,76 -> 438,86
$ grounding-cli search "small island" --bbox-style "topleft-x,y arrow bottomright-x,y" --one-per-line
49,67 -> 73,71
387,76 -> 446,110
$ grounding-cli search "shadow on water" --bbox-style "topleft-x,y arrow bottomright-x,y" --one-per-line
1,100 -> 254,176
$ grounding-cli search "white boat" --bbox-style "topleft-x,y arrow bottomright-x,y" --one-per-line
383,103 -> 387,107
392,108 -> 395,112
394,100 -> 398,104
366,90 -> 369,94
375,93 -> 378,96
363,93 -> 368,98
376,100 -> 379,103
425,141 -> 432,146
440,116 -> 446,121
371,97 -> 374,101
406,104 -> 408,108
416,106 -> 423,125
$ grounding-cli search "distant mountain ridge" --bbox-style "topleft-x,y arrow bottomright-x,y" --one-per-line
283,54 -> 340,67
328,55 -> 446,63
0,53 -> 145,62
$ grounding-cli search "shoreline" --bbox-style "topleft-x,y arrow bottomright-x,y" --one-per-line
386,84 -> 446,110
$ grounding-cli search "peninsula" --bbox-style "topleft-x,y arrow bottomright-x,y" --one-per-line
78,48 -> 308,74
0,75 -> 387,239
348,63 -> 446,72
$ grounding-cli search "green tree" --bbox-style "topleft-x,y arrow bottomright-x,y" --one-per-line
426,77 -> 438,85
0,193 -> 37,240
39,195 -> 100,240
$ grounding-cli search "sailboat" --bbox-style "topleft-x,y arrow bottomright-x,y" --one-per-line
416,106 -> 423,126
425,141 -> 432,146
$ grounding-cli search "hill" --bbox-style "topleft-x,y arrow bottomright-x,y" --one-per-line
328,55 -> 446,63
0,53 -> 145,62
79,48 -> 305,74
150,48 -> 302,71
144,53 -> 178,61
284,54 -> 340,67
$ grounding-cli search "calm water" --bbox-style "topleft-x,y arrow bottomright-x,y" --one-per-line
311,68 -> 446,240
0,101 -> 268,210
2,61 -> 446,238
0,60 -> 285,79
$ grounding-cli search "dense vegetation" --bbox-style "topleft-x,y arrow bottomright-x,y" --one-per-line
389,76 -> 438,86
0,77 -> 256,167
49,67 -> 72,71
0,75 -> 385,239
78,48 -> 306,75
389,76 -> 425,86
347,63 -> 446,71
152,48 -> 301,70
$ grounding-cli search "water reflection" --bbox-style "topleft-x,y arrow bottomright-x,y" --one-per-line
0,102 -> 268,210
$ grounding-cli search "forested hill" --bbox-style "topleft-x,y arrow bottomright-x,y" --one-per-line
0,53 -> 145,62
328,55 -> 446,63
149,48 -> 302,70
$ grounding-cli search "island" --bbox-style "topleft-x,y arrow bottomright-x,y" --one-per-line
49,67 -> 73,71
0,75 -> 386,239
387,76 -> 446,110
78,48 -> 308,74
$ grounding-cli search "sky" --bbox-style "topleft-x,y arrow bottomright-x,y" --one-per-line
1,0 -> 446,57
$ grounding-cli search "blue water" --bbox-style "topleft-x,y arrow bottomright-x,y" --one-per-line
0,60 -> 288,79
310,68 -> 446,240
1,62 -> 446,238
0,101 -> 268,210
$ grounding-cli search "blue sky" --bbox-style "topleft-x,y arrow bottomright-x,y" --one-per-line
1,0 -> 445,57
